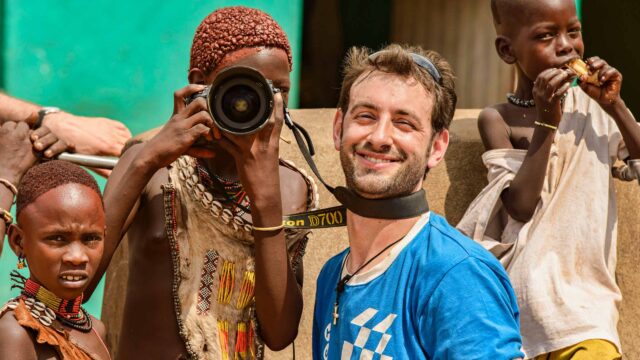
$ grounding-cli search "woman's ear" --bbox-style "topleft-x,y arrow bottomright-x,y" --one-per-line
7,224 -> 25,258
495,36 -> 517,64
188,68 -> 207,85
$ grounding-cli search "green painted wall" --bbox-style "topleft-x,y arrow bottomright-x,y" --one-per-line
0,0 -> 303,318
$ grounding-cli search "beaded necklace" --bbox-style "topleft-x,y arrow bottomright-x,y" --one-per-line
507,91 -> 569,108
507,93 -> 535,108
19,278 -> 92,332
196,162 -> 251,215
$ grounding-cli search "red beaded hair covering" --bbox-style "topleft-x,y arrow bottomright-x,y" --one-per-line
189,6 -> 293,76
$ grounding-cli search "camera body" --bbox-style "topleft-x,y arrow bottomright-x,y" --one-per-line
186,66 -> 276,135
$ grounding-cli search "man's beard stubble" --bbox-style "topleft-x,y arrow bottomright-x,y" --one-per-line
340,142 -> 429,199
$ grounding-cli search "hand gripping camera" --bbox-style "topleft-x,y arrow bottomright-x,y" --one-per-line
187,66 -> 277,135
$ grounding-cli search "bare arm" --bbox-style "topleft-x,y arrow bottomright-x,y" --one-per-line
607,101 -> 640,159
218,93 -> 303,350
0,123 -> 32,250
0,93 -> 40,125
251,172 -> 307,350
0,92 -> 131,160
477,107 -> 513,151
0,123 -> 67,252
0,185 -> 14,251
478,107 -> 555,223
500,125 -> 555,223
250,181 -> 303,350
480,69 -> 575,223
84,143 -> 149,299
84,84 -> 215,299
0,314 -> 38,360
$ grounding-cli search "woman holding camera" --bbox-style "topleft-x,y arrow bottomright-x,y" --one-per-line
88,7 -> 316,359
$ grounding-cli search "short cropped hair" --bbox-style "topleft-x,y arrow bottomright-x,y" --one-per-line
16,160 -> 102,216
337,44 -> 457,134
490,0 -> 530,35
189,6 -> 292,76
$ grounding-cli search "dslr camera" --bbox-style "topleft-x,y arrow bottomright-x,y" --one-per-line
186,66 -> 277,135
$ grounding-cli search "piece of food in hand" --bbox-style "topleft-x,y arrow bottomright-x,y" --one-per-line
565,58 -> 600,85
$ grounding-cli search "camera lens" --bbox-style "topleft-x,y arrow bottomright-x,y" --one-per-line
209,66 -> 274,134
221,84 -> 261,124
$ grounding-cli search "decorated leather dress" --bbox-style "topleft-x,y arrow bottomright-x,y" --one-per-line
162,156 -> 318,359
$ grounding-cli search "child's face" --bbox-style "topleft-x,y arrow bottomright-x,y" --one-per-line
13,184 -> 105,300
508,0 -> 584,81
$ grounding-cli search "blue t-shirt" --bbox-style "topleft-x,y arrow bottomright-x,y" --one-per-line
313,213 -> 523,360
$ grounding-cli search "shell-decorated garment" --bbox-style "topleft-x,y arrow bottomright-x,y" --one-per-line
162,156 -> 318,360
0,299 -> 97,360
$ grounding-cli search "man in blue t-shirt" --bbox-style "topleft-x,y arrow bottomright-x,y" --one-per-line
312,44 -> 524,359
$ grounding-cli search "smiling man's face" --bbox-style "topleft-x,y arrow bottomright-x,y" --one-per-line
14,183 -> 104,300
334,70 -> 444,199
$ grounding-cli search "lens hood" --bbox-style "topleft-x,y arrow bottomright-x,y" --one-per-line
208,66 -> 274,135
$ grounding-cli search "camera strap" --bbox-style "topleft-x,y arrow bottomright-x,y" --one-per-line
282,110 -> 429,226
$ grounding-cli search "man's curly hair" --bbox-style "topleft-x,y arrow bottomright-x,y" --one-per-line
337,44 -> 457,134
189,6 -> 292,76
16,160 -> 102,216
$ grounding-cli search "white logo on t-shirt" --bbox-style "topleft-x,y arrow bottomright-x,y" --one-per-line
340,308 -> 397,360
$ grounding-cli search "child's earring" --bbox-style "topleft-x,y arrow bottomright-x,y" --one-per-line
17,255 -> 27,270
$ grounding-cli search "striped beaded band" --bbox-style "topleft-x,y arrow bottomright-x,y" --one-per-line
22,278 -> 82,318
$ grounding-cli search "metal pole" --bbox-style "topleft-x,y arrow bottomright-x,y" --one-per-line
56,152 -> 119,169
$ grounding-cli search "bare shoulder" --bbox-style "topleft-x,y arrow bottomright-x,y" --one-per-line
0,311 -> 37,359
279,163 -> 310,215
91,316 -> 107,342
120,126 -> 161,155
477,105 -> 513,151
106,142 -> 167,198
477,104 -> 509,134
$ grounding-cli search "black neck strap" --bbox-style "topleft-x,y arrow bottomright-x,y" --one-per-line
284,110 -> 429,220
